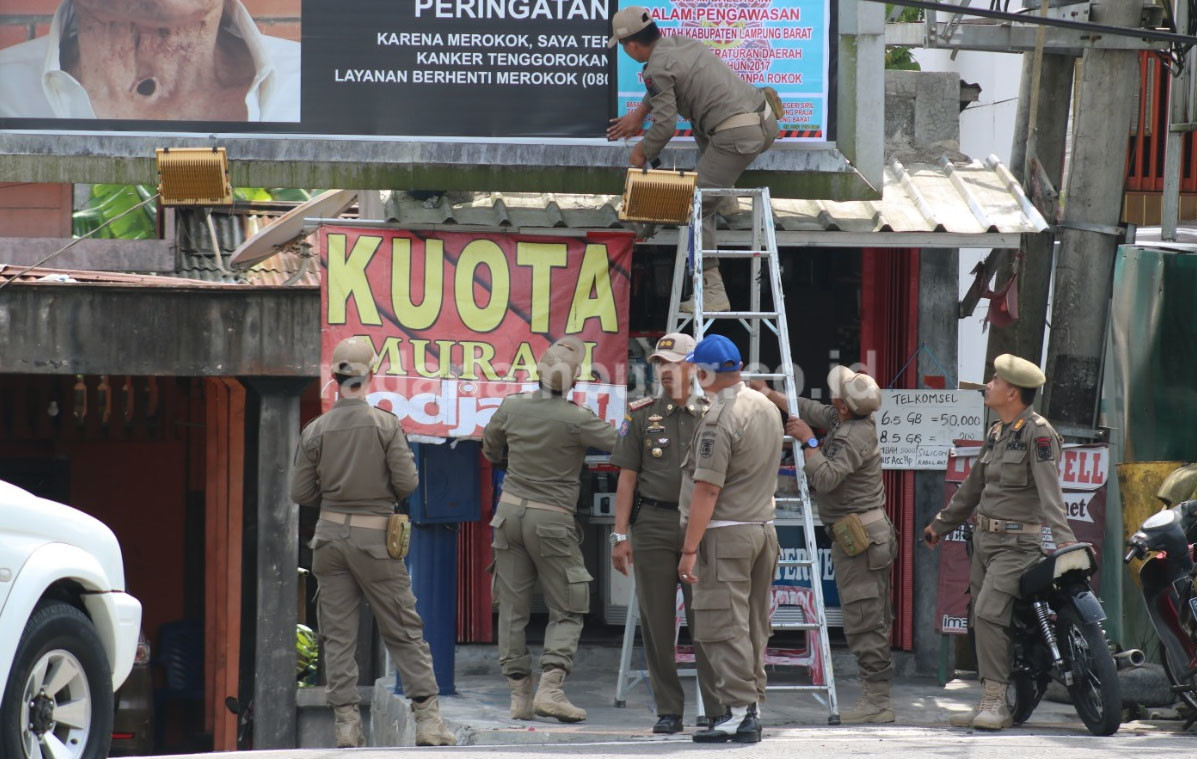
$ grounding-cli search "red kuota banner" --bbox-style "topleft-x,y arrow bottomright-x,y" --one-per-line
319,226 -> 634,438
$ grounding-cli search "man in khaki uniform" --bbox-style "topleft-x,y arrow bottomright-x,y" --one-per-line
759,367 -> 896,723
608,7 -> 779,313
924,354 -> 1076,730
482,337 -> 619,723
677,335 -> 781,744
290,337 -> 455,748
609,333 -> 720,733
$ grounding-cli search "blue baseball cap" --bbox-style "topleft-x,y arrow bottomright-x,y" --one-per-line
685,334 -> 742,372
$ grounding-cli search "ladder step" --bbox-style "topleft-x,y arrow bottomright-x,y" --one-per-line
698,311 -> 780,319
697,249 -> 770,259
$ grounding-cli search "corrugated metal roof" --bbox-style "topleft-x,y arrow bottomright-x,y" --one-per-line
382,155 -> 1045,237
0,265 -> 218,287
176,209 -> 320,287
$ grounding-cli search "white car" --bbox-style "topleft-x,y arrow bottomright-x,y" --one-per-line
0,480 -> 142,759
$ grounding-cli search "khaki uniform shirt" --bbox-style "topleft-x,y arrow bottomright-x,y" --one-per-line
794,398 -> 886,523
290,398 -> 418,515
482,390 -> 618,510
931,406 -> 1076,543
640,35 -> 766,160
680,382 -> 782,523
610,394 -> 710,502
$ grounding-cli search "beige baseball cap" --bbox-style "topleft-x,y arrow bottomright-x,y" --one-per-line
537,336 -> 586,392
608,6 -> 654,47
649,332 -> 695,363
331,337 -> 375,377
827,365 -> 881,416
993,353 -> 1046,389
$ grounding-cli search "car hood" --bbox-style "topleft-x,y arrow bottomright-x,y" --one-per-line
0,481 -> 125,591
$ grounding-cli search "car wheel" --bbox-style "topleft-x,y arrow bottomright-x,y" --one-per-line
0,602 -> 114,759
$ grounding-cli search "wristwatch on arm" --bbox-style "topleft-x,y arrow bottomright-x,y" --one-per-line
800,438 -> 819,451
609,532 -> 629,546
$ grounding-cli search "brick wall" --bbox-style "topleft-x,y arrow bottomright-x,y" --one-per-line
0,0 -> 301,50
0,183 -> 72,237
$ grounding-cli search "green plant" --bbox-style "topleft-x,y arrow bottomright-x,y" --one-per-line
885,4 -> 923,71
72,184 -> 158,239
297,623 -> 319,687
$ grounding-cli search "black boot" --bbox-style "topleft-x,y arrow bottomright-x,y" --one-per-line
692,706 -> 747,743
653,714 -> 683,734
734,704 -> 761,744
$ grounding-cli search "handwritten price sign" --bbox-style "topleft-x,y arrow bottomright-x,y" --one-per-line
878,390 -> 985,470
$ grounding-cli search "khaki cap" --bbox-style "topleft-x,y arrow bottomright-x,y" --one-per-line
993,353 -> 1046,389
650,332 -> 695,363
537,336 -> 586,392
331,336 -> 375,377
608,6 -> 654,47
827,365 -> 881,416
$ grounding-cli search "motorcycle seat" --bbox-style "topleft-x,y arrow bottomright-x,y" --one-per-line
1019,542 -> 1095,598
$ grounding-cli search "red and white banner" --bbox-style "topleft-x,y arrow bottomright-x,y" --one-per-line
319,226 -> 634,438
935,443 -> 1110,635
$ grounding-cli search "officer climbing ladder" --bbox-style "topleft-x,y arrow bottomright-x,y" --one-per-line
614,186 -> 841,725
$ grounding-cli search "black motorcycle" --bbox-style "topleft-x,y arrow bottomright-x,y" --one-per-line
1006,542 -> 1122,736
1124,499 -> 1197,717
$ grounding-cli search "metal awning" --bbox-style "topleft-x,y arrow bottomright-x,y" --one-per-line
374,154 -> 1044,249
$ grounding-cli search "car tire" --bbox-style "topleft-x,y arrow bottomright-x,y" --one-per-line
0,602 -> 114,759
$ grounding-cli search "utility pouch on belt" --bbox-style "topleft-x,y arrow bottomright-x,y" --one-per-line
760,86 -> 784,120
832,512 -> 871,557
386,513 -> 411,559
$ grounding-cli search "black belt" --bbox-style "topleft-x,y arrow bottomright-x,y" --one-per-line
638,495 -> 678,510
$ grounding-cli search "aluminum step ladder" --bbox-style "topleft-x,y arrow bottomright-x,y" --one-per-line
672,186 -> 840,724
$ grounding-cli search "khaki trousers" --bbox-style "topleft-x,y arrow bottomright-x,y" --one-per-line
694,111 -> 779,269
970,530 -> 1043,683
630,504 -> 720,716
490,501 -> 593,676
690,522 -> 779,708
310,520 -> 440,706
831,517 -> 897,681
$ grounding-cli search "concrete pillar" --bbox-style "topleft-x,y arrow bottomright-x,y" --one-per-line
914,248 -> 958,674
245,377 -> 309,749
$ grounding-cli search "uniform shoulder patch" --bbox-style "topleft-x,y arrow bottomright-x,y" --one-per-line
628,397 -> 654,412
824,439 -> 844,460
1035,436 -> 1053,462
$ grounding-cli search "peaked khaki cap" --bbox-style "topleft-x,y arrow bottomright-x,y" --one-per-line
993,353 -> 1046,389
827,365 -> 881,415
608,6 -> 654,47
332,337 -> 375,377
537,336 -> 586,392
650,332 -> 695,363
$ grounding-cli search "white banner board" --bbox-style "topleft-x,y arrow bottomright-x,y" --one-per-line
878,390 -> 985,470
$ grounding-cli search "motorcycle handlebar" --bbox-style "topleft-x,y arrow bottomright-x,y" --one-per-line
1123,546 -> 1138,564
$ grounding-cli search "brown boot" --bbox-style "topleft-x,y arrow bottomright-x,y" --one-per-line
532,667 -> 587,723
948,702 -> 980,728
680,267 -> 731,313
412,696 -> 457,746
332,704 -> 364,748
840,679 -> 895,724
971,679 -> 1012,730
507,675 -> 534,720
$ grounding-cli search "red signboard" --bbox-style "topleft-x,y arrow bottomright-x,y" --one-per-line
935,443 -> 1110,634
318,226 -> 634,438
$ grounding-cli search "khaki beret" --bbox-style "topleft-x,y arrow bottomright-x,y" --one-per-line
537,336 -> 585,392
827,365 -> 881,416
993,353 -> 1046,389
331,337 -> 375,377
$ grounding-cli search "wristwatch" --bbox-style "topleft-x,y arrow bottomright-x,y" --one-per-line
609,532 -> 629,546
801,438 -> 819,450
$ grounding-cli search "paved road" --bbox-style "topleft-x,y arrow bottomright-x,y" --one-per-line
137,723 -> 1195,759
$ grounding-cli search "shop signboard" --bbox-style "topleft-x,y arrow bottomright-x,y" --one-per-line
318,224 -> 634,438
934,443 -> 1110,634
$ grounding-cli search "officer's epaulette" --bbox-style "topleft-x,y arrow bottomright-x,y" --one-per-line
371,404 -> 398,418
628,396 -> 654,412
988,421 -> 1002,436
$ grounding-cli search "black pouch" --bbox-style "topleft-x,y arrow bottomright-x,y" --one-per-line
630,496 -> 643,526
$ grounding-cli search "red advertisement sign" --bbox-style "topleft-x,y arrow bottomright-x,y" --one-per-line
319,226 -> 634,439
935,443 -> 1110,635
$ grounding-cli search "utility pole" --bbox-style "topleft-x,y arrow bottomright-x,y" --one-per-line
1162,0 -> 1192,239
984,51 -> 1072,372
1042,0 -> 1142,428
